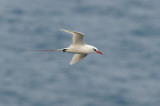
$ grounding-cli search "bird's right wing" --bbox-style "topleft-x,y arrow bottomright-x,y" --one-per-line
60,29 -> 85,45
70,54 -> 87,65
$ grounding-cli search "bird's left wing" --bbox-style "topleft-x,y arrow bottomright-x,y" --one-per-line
60,29 -> 85,45
70,54 -> 87,65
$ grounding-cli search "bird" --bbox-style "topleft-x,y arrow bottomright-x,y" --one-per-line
26,29 -> 103,65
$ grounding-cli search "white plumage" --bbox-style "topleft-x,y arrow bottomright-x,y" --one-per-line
26,29 -> 103,65
59,29 -> 103,65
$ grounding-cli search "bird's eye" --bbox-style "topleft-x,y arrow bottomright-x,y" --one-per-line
93,48 -> 96,51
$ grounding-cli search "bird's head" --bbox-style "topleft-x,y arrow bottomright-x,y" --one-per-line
93,47 -> 103,55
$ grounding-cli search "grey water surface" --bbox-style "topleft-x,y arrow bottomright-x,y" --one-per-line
1,0 -> 160,106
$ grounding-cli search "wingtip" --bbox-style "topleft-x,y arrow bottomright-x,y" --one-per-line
60,29 -> 75,35
60,29 -> 85,36
70,61 -> 76,65
59,29 -> 64,31
60,29 -> 69,32
69,62 -> 74,65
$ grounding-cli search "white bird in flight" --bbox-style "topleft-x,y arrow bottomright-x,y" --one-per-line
26,29 -> 103,65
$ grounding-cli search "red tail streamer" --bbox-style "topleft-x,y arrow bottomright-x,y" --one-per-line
24,50 -> 57,52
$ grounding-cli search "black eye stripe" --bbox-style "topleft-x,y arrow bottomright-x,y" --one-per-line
93,48 -> 96,51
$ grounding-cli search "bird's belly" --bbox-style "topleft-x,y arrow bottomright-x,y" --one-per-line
67,46 -> 91,54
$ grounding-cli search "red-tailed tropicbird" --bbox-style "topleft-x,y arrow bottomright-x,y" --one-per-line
26,29 -> 103,65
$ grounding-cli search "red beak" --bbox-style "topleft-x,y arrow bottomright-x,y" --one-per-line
96,51 -> 103,55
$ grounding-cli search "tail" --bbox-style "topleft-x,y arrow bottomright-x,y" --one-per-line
24,48 -> 67,52
24,50 -> 57,52
57,48 -> 68,52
